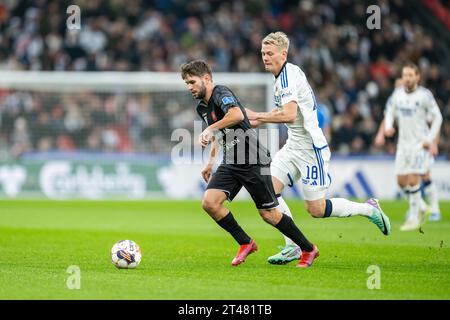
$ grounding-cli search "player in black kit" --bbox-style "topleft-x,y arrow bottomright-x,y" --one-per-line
181,60 -> 318,267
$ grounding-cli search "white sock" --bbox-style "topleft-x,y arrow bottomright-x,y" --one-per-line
402,186 -> 413,220
420,198 -> 428,212
424,181 -> 440,214
328,198 -> 373,217
407,184 -> 421,221
403,191 -> 427,220
276,196 -> 296,247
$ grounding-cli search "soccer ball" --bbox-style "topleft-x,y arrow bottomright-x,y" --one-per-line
111,240 -> 142,269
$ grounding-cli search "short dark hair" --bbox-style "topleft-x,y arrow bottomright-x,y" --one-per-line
180,60 -> 212,79
402,61 -> 420,75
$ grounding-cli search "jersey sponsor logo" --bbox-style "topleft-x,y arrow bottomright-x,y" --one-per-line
274,95 -> 282,107
398,107 -> 414,116
281,89 -> 293,99
221,96 -> 235,105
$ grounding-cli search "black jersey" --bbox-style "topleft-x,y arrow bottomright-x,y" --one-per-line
196,85 -> 271,166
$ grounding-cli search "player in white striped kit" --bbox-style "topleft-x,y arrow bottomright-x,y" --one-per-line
375,78 -> 442,223
383,63 -> 442,231
246,32 -> 391,265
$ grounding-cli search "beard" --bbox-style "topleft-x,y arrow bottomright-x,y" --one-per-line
195,83 -> 207,100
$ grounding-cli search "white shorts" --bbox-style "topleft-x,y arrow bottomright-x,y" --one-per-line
395,147 -> 432,175
271,144 -> 331,201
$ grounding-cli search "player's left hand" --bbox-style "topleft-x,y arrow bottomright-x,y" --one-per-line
250,119 -> 262,128
199,128 -> 213,147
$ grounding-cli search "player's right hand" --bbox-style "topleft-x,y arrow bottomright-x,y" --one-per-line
423,141 -> 438,156
199,127 -> 213,147
201,165 -> 213,182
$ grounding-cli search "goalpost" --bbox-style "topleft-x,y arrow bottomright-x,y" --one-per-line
0,71 -> 277,199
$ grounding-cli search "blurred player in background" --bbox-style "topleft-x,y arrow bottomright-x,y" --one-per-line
247,32 -> 391,265
375,78 -> 442,223
380,63 -> 442,231
181,60 -> 319,268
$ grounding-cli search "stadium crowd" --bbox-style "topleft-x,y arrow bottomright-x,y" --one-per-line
0,0 -> 449,158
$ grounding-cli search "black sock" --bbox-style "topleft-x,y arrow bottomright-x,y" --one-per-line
275,214 -> 314,252
217,212 -> 252,245
324,199 -> 333,218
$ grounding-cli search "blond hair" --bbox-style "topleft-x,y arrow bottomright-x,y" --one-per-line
262,31 -> 290,51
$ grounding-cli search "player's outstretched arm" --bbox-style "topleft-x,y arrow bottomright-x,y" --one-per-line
246,107 -> 273,127
199,107 -> 244,147
208,106 -> 244,131
249,119 -> 262,128
423,100 -> 443,156
245,108 -> 257,120
253,101 -> 297,124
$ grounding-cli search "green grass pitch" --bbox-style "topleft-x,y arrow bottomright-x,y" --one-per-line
0,199 -> 449,300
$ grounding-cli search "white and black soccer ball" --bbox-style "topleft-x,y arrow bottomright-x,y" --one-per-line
111,240 -> 142,269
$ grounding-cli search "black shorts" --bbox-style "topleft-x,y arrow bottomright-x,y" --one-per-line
206,164 -> 279,209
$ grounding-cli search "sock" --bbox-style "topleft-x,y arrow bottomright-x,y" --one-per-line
275,194 -> 296,246
402,186 -> 413,220
403,186 -> 427,220
217,211 -> 251,245
324,199 -> 333,217
423,180 -> 440,214
324,198 -> 373,218
274,214 -> 313,252
420,198 -> 428,212
407,184 -> 421,221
